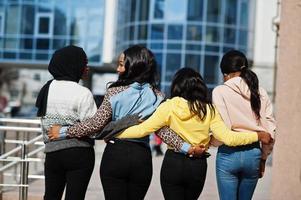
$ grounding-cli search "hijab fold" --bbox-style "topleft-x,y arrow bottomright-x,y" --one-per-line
35,45 -> 87,117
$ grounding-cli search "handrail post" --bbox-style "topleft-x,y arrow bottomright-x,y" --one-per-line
19,143 -> 28,200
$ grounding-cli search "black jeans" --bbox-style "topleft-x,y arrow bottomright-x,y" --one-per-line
44,147 -> 95,200
160,149 -> 207,200
100,139 -> 153,200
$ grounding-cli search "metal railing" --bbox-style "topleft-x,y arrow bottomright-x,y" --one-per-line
0,118 -> 44,200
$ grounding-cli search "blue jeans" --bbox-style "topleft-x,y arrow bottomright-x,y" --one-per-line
216,143 -> 261,200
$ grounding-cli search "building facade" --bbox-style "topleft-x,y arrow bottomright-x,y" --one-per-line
115,0 -> 256,93
0,0 -> 105,106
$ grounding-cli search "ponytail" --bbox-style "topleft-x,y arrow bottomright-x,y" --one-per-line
240,68 -> 261,120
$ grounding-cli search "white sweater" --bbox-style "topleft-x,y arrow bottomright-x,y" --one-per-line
41,80 -> 97,153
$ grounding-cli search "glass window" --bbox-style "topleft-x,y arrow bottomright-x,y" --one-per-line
35,53 -> 49,60
207,0 -> 221,22
4,38 -> 18,49
150,42 -> 164,50
53,39 -> 66,50
53,9 -> 67,36
4,52 -> 16,59
35,13 -> 53,36
206,26 -> 220,43
139,0 -> 149,21
138,25 -> 148,40
165,0 -> 186,21
20,52 -> 33,60
154,52 -> 163,81
20,39 -> 33,49
165,53 -> 181,82
185,54 -> 200,72
21,5 -> 35,35
129,25 -> 135,40
0,12 -> 4,35
187,0 -> 203,21
130,0 -> 137,21
186,44 -> 201,51
186,25 -> 202,41
204,55 -> 219,84
6,5 -> 20,34
151,24 -> 164,40
205,45 -> 219,52
225,0 -> 237,25
167,25 -> 183,40
167,43 -> 182,50
36,38 -> 50,50
240,0 -> 249,27
154,0 -> 164,19
239,30 -> 248,46
224,28 -> 236,44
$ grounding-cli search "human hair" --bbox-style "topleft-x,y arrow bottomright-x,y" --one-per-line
170,68 -> 214,120
220,50 -> 261,119
109,45 -> 159,89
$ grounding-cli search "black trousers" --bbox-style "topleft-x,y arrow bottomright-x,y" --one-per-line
100,139 -> 153,200
44,147 -> 95,200
160,149 -> 207,200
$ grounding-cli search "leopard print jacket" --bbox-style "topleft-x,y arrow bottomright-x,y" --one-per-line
66,85 -> 186,152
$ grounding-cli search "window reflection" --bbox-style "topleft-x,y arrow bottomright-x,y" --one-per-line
239,30 -> 248,46
154,0 -> 164,19
187,25 -> 202,41
206,26 -> 220,43
138,25 -> 148,40
167,25 -> 183,40
207,0 -> 221,22
138,0 -> 149,21
224,28 -> 236,44
151,24 -> 164,39
187,0 -> 203,21
185,54 -> 200,72
204,55 -> 219,84
165,0 -> 186,21
240,0 -> 249,27
225,0 -> 237,25
165,53 -> 181,82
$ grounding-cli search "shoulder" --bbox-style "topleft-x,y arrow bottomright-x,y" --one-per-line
106,85 -> 129,98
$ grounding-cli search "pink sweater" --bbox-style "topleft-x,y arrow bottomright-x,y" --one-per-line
212,77 -> 276,159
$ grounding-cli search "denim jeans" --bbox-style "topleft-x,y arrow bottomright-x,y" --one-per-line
216,143 -> 261,200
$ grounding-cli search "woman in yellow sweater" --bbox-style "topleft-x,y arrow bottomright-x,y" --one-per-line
117,67 -> 272,200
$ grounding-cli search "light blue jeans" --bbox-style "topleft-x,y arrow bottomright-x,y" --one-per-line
216,143 -> 261,200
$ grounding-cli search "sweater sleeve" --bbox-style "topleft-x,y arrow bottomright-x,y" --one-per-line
210,108 -> 259,146
117,101 -> 170,139
78,90 -> 97,121
156,126 -> 190,153
66,90 -> 113,138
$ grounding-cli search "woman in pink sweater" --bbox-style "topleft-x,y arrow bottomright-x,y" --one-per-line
212,50 -> 276,200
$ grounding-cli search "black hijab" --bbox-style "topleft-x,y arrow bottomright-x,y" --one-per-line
35,45 -> 87,117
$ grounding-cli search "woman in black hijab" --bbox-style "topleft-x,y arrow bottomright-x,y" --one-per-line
36,45 -> 97,200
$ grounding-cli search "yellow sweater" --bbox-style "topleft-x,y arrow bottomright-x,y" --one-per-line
117,97 -> 258,146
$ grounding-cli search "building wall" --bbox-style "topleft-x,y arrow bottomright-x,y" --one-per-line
270,0 -> 301,199
115,0 -> 256,94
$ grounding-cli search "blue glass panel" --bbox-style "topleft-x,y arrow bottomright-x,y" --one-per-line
207,0 -> 221,22
21,5 -> 35,34
167,43 -> 182,50
138,0 -> 149,21
185,54 -> 200,72
239,30 -> 248,46
150,42 -> 164,49
151,24 -> 164,39
205,45 -> 219,52
187,0 -> 203,21
206,26 -> 220,43
138,25 -> 148,40
167,25 -> 183,40
154,0 -> 164,19
36,39 -> 49,50
186,44 -> 202,51
165,53 -> 181,82
225,0 -> 237,25
20,39 -> 33,49
204,55 -> 219,84
224,28 -> 236,44
240,0 -> 249,27
186,25 -> 202,41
